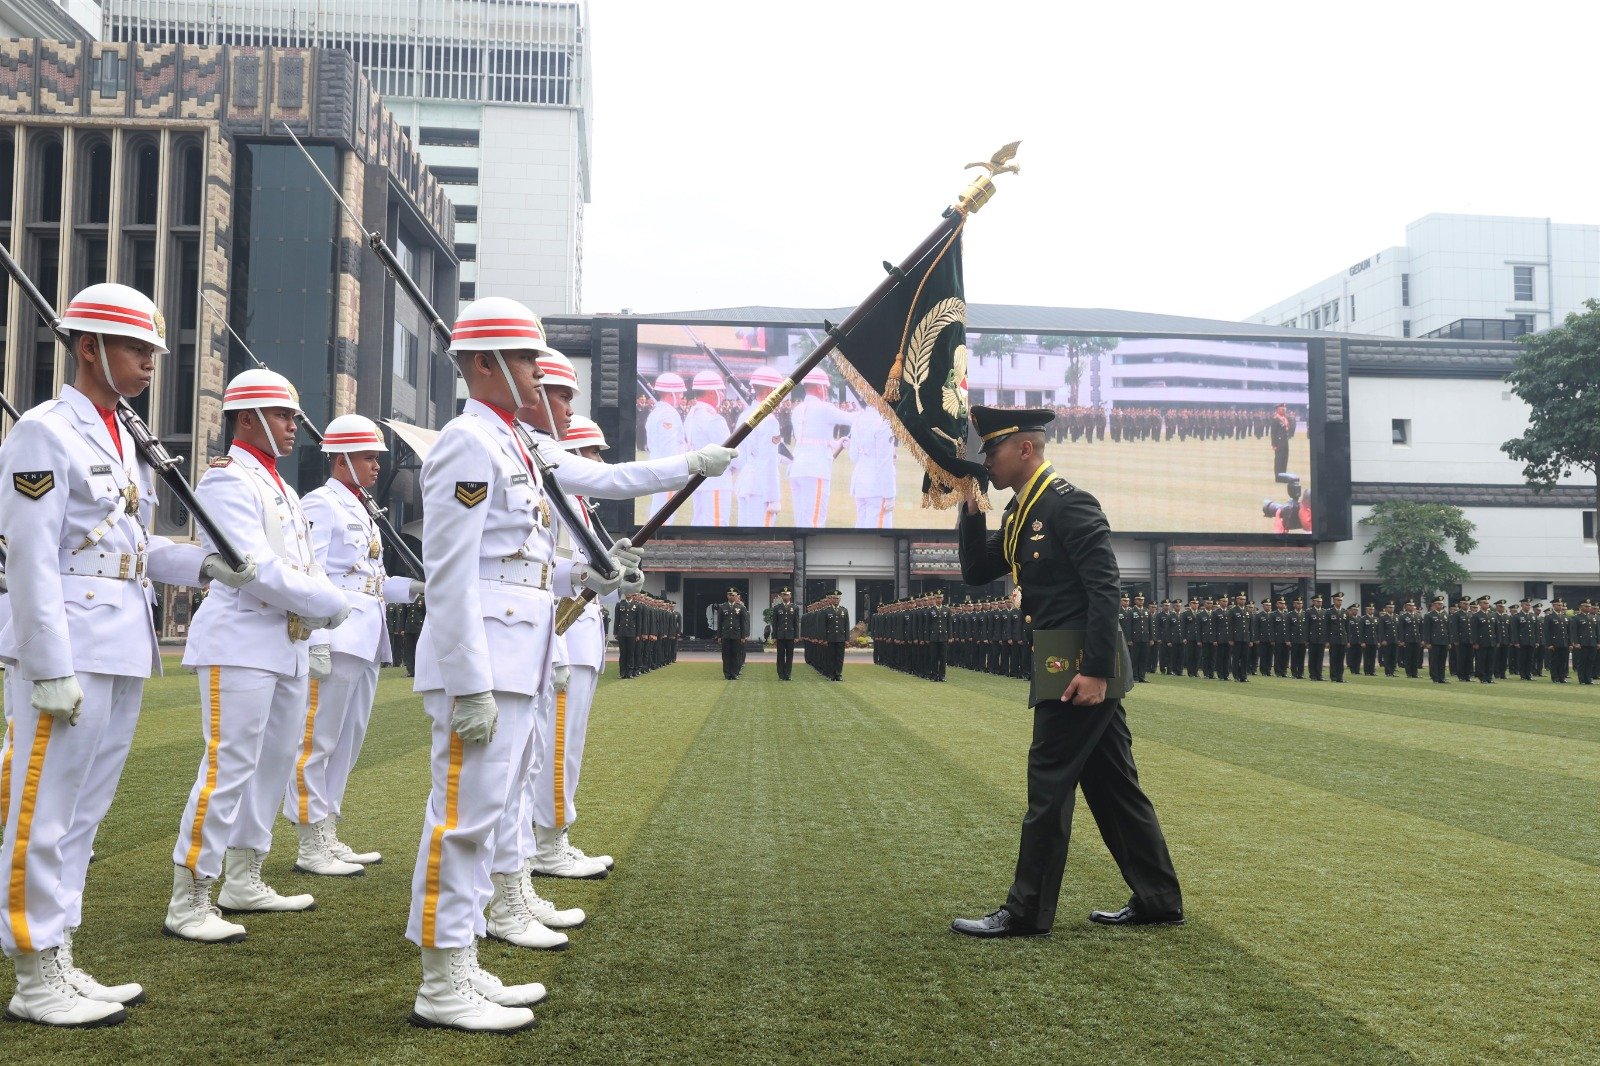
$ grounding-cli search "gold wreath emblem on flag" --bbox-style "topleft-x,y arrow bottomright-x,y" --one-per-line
1045,655 -> 1071,674
899,296 -> 966,415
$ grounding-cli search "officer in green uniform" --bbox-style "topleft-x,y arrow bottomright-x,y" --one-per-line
1326,592 -> 1347,683
952,406 -> 1182,938
1544,600 -> 1571,683
713,588 -> 748,680
770,588 -> 799,680
1424,596 -> 1451,682
1305,593 -> 1327,680
1287,596 -> 1308,678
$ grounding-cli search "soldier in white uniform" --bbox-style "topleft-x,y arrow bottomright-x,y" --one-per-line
684,370 -> 734,527
644,371 -> 687,517
0,284 -> 256,1027
788,369 -> 853,528
164,368 -> 353,945
520,366 -> 731,894
283,415 -> 424,876
404,297 -> 641,1032
735,366 -> 785,527
849,403 -> 898,528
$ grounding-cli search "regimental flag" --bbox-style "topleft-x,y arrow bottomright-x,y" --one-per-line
834,222 -> 989,510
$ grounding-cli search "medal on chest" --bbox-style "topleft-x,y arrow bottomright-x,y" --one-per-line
123,479 -> 140,516
369,537 -> 381,559
539,498 -> 552,529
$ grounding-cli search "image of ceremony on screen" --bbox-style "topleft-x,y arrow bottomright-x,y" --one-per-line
629,323 -> 1314,536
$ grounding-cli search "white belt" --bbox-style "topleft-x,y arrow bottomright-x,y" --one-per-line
333,573 -> 383,598
480,558 -> 551,590
61,549 -> 147,581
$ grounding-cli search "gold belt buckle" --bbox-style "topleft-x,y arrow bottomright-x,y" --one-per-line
118,553 -> 132,580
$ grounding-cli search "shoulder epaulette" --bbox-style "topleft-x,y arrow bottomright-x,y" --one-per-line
209,456 -> 233,468
1050,478 -> 1076,495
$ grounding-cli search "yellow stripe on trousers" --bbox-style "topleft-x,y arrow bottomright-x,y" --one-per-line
420,731 -> 464,948
553,691 -> 567,830
185,667 -> 224,874
812,482 -> 823,527
295,680 -> 321,824
1,719 -> 13,824
6,713 -> 54,953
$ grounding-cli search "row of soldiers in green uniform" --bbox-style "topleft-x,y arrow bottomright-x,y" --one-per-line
614,593 -> 681,679
1119,591 -> 1600,685
870,595 -> 1033,682
800,593 -> 851,681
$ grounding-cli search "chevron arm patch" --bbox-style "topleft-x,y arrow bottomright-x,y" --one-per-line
455,481 -> 488,508
13,471 -> 56,499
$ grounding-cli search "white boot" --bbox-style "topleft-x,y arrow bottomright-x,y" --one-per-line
409,946 -> 537,1032
529,824 -> 608,880
59,927 -> 145,1005
486,871 -> 569,950
5,948 -> 126,1027
464,940 -> 547,1007
519,862 -> 586,929
163,866 -> 248,943
561,828 -> 615,871
293,821 -> 365,877
322,818 -> 381,865
217,848 -> 316,913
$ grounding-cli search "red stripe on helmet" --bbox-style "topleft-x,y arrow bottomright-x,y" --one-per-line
323,432 -> 382,445
66,305 -> 157,329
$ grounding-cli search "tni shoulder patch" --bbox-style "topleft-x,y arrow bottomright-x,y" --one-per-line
13,471 -> 55,499
209,456 -> 233,468
1051,479 -> 1076,496
455,481 -> 488,508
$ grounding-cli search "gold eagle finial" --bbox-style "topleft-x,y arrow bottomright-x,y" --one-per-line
966,141 -> 1022,177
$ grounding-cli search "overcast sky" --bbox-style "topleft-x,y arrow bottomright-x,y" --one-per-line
581,0 -> 1599,322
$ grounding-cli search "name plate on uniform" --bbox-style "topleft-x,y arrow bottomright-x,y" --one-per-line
1029,629 -> 1132,705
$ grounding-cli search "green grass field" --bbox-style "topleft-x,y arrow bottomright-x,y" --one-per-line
4,660 -> 1597,1063
642,432 -> 1306,534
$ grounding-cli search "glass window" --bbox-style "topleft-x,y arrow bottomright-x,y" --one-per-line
176,140 -> 204,227
393,323 -> 419,385
1349,295 -> 1356,320
0,134 -> 13,223
1514,265 -> 1534,302
1400,274 -> 1410,306
1391,419 -> 1410,445
130,141 -> 160,225
1402,320 -> 1411,338
1513,313 -> 1536,335
33,136 -> 63,223
79,138 -> 112,224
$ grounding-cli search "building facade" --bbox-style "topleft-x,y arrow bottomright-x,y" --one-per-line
0,38 -> 458,635
1248,213 -> 1600,341
104,0 -> 593,314
0,1 -> 103,40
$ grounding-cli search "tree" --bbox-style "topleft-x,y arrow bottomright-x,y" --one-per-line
1037,335 -> 1118,406
1359,501 -> 1477,604
1502,298 -> 1600,579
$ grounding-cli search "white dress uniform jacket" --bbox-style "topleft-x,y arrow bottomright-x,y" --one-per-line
0,386 -> 208,680
302,480 -> 416,662
788,397 -> 854,482
735,399 -> 783,526
645,400 -> 686,463
182,447 -> 346,677
850,406 -> 898,527
684,401 -> 733,491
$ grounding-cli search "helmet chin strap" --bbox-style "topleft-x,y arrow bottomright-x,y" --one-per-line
94,333 -> 125,399
491,349 -> 526,410
257,407 -> 285,459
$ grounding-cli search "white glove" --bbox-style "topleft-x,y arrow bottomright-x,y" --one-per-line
620,568 -> 646,596
610,537 -> 644,572
309,644 -> 332,681
552,664 -> 571,693
32,676 -> 85,726
451,692 -> 499,743
321,604 -> 352,630
580,565 -> 624,597
687,444 -> 738,477
201,553 -> 257,589
408,579 -> 425,602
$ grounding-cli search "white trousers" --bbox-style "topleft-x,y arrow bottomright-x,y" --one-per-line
406,689 -> 535,950
2,671 -> 143,957
172,665 -> 308,879
737,493 -> 776,527
528,664 -> 599,832
854,497 -> 895,529
789,477 -> 830,527
282,652 -> 379,826
691,488 -> 734,527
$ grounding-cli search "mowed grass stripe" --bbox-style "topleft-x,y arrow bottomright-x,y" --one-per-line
1104,674 -> 1600,782
885,667 -> 1600,1063
531,664 -> 1412,1066
941,668 -> 1600,867
2,665 -> 719,1065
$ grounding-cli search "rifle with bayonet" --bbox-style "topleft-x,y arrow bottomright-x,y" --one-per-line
0,240 -> 248,571
279,125 -> 619,582
200,292 -> 425,580
682,325 -> 754,406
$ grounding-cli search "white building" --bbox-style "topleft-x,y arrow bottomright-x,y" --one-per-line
0,1 -> 102,38
105,0 -> 592,314
1248,213 -> 1600,341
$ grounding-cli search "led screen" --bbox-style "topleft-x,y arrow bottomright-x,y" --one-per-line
631,323 -> 1314,536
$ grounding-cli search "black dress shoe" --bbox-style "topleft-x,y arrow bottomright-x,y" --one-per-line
950,908 -> 1048,939
1089,902 -> 1184,927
